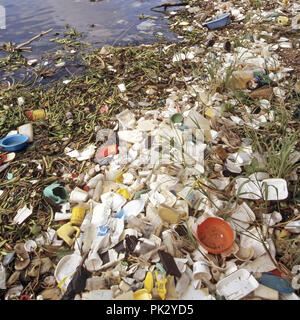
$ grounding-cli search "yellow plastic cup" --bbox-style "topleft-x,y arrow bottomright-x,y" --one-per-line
70,206 -> 86,226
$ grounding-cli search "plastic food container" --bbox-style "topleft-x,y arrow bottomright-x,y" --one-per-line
197,217 -> 234,254
202,13 -> 231,30
216,269 -> 259,300
0,134 -> 29,151
54,254 -> 82,290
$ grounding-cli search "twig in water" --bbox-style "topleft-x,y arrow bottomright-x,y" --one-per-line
15,28 -> 53,51
151,2 -> 186,12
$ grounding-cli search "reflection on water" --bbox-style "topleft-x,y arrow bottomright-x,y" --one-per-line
0,0 -> 180,52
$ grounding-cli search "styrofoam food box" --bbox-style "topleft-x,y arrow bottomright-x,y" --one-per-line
216,269 -> 259,300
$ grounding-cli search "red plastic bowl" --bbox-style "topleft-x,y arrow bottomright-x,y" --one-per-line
197,217 -> 234,254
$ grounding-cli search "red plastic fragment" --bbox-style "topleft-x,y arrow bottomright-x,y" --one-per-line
95,144 -> 118,159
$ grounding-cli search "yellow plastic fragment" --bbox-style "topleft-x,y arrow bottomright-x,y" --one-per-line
158,204 -> 184,224
114,169 -> 128,184
144,271 -> 154,293
277,229 -> 290,240
205,107 -> 215,118
179,21 -> 189,26
155,270 -> 167,300
133,289 -> 152,300
116,188 -> 130,200
56,222 -> 80,247
277,16 -> 289,26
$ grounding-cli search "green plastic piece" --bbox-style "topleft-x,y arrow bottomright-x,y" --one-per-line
155,263 -> 167,275
134,189 -> 151,200
43,183 -> 69,204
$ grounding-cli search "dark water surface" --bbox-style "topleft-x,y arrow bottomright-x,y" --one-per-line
0,0 -> 180,53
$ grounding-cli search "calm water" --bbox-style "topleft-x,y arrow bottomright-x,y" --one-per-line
0,0 -> 180,53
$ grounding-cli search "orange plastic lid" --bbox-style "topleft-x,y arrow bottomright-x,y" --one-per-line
197,217 -> 234,254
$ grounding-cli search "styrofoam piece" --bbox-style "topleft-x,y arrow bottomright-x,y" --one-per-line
241,253 -> 277,273
240,228 -> 268,258
121,199 -> 145,219
230,152 -> 251,165
225,159 -> 242,174
136,120 -> 156,131
85,251 -> 103,272
18,123 -> 33,142
224,261 -> 238,276
262,211 -> 282,227
177,187 -> 204,209
291,265 -> 300,290
109,217 -> 125,245
228,202 -> 256,233
81,289 -> 112,300
174,258 -> 188,273
160,189 -> 177,207
13,205 -> 33,224
70,187 -> 88,203
280,293 -> 300,300
284,220 -> 300,233
85,276 -> 106,291
116,109 -> 136,129
254,284 -> 279,300
181,284 -> 216,300
114,291 -> 135,300
216,269 -> 259,300
184,109 -> 210,130
101,192 -> 126,212
87,173 -> 104,188
54,254 -> 82,291
24,240 -> 37,252
175,273 -> 191,297
91,203 -> 111,226
66,144 -> 96,161
118,130 -> 144,144
162,230 -> 175,256
0,263 -> 6,289
54,212 -> 72,221
235,178 -> 288,200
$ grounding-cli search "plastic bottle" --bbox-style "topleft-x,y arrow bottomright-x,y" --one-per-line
25,109 -> 46,120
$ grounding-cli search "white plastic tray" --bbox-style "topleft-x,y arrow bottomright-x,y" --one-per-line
216,269 -> 259,300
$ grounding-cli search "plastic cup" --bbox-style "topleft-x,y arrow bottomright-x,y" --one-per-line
85,251 -> 103,272
70,206 -> 86,226
193,260 -> 212,281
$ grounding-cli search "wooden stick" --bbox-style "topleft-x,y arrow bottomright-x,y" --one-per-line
151,2 -> 186,11
15,28 -> 53,50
